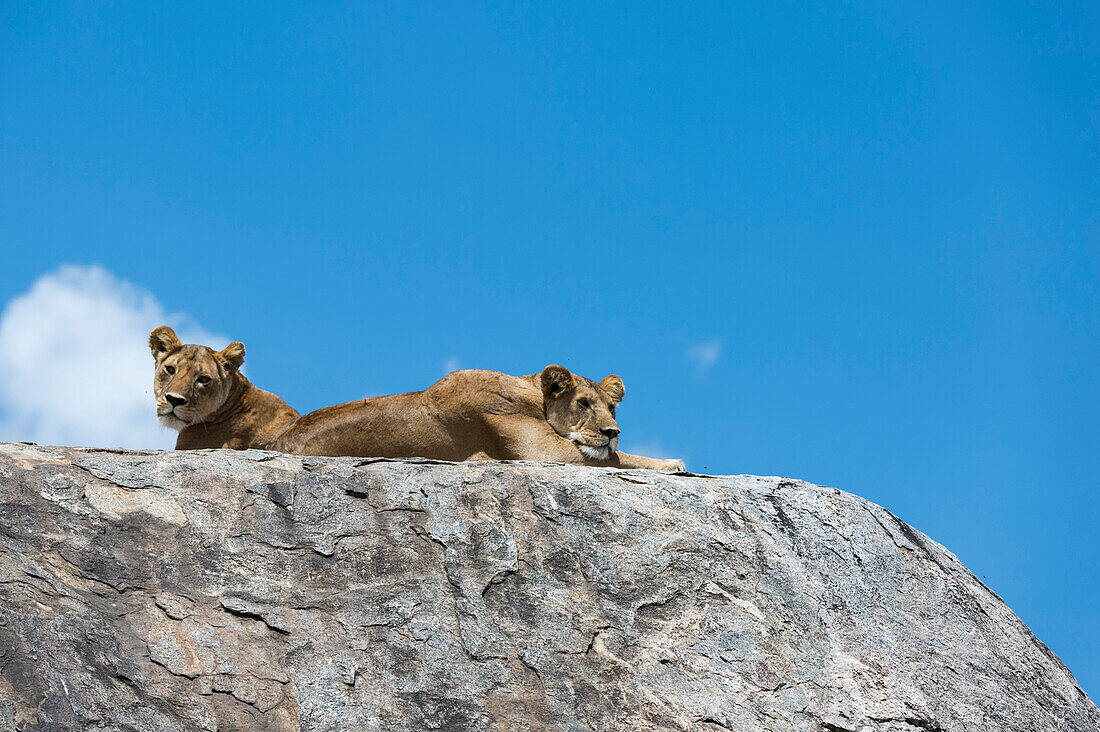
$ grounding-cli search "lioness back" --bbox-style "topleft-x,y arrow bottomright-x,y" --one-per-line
276,369 -> 540,459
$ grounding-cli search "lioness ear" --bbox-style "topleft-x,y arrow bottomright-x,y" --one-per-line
541,365 -> 575,399
220,341 -> 246,370
149,326 -> 182,360
600,375 -> 625,405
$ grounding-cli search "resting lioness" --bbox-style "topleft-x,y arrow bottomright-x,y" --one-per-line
275,365 -> 686,471
150,326 -> 300,450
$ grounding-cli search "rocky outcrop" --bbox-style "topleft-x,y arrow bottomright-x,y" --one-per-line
0,442 -> 1095,731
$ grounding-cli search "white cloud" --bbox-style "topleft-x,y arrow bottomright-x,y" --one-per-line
687,339 -> 722,376
443,356 -> 461,375
0,265 -> 225,449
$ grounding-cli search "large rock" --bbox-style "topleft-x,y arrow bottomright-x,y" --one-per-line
0,442 -> 1094,732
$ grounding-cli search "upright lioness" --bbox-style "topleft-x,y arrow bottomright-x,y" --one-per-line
275,366 -> 685,471
150,326 -> 300,450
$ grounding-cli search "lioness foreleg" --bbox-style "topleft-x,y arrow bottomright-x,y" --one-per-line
613,451 -> 685,472
524,439 -> 685,472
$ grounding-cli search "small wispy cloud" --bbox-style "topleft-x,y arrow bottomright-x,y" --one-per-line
622,439 -> 675,460
622,439 -> 691,471
443,356 -> 461,375
687,339 -> 722,376
0,265 -> 224,449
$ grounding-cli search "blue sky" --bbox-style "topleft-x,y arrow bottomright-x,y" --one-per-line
2,0 -> 1098,697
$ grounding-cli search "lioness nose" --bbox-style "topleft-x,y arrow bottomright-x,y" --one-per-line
166,394 -> 187,407
601,427 -> 620,439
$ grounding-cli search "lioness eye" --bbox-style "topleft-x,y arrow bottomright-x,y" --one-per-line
578,399 -> 591,409
196,376 -> 211,385
165,365 -> 176,375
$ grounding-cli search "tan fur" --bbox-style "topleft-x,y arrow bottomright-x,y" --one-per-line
275,365 -> 685,471
149,326 -> 300,450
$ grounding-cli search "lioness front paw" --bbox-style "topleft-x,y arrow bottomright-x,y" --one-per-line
659,458 -> 686,472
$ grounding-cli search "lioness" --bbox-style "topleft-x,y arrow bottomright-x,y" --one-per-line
150,326 -> 300,450
275,365 -> 686,471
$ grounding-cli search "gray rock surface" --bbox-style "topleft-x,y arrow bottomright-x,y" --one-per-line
0,442 -> 1095,731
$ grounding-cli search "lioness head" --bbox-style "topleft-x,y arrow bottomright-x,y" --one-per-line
150,326 -> 246,431
541,364 -> 624,460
